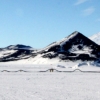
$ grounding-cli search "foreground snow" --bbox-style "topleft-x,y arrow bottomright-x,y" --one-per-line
0,72 -> 100,100
0,62 -> 100,100
0,60 -> 100,71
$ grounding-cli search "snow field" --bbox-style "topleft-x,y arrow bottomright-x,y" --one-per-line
0,72 -> 100,100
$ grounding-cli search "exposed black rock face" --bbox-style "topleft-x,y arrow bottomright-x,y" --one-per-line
0,49 -> 32,62
39,31 -> 100,61
0,44 -> 34,62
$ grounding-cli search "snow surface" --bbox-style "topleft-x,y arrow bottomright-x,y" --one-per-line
0,70 -> 100,100
0,61 -> 100,100
1,30 -> 100,99
90,32 -> 100,45
0,60 -> 100,71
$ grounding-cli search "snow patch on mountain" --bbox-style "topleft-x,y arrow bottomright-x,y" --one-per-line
89,32 -> 100,45
0,49 -> 17,58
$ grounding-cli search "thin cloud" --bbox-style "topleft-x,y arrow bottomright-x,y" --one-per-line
82,7 -> 95,16
74,0 -> 88,5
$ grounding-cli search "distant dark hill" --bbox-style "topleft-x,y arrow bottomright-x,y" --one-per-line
0,44 -> 34,62
6,44 -> 33,50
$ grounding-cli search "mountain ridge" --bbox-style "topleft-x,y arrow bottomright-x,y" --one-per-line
0,31 -> 100,63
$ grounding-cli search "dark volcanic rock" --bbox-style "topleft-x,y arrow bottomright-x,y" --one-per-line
0,44 -> 34,62
40,31 -> 100,61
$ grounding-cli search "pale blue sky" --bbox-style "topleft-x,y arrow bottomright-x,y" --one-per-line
0,0 -> 100,48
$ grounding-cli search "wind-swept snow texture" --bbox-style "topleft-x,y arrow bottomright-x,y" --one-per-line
0,72 -> 100,100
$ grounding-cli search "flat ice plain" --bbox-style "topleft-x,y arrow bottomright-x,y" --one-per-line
0,64 -> 100,100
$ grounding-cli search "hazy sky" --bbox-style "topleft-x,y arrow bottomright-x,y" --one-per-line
0,0 -> 100,48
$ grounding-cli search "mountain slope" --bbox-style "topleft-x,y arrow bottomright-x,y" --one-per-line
33,31 -> 99,61
0,31 -> 100,63
0,44 -> 34,62
89,32 -> 100,45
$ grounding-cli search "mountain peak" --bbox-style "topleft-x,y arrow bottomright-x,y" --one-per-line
38,31 -> 99,62
0,31 -> 100,63
66,31 -> 81,38
72,31 -> 81,34
59,31 -> 83,45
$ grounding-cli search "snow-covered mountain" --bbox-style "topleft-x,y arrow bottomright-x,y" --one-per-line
0,31 -> 100,63
5,44 -> 33,50
89,32 -> 100,45
0,44 -> 34,62
33,31 -> 99,61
